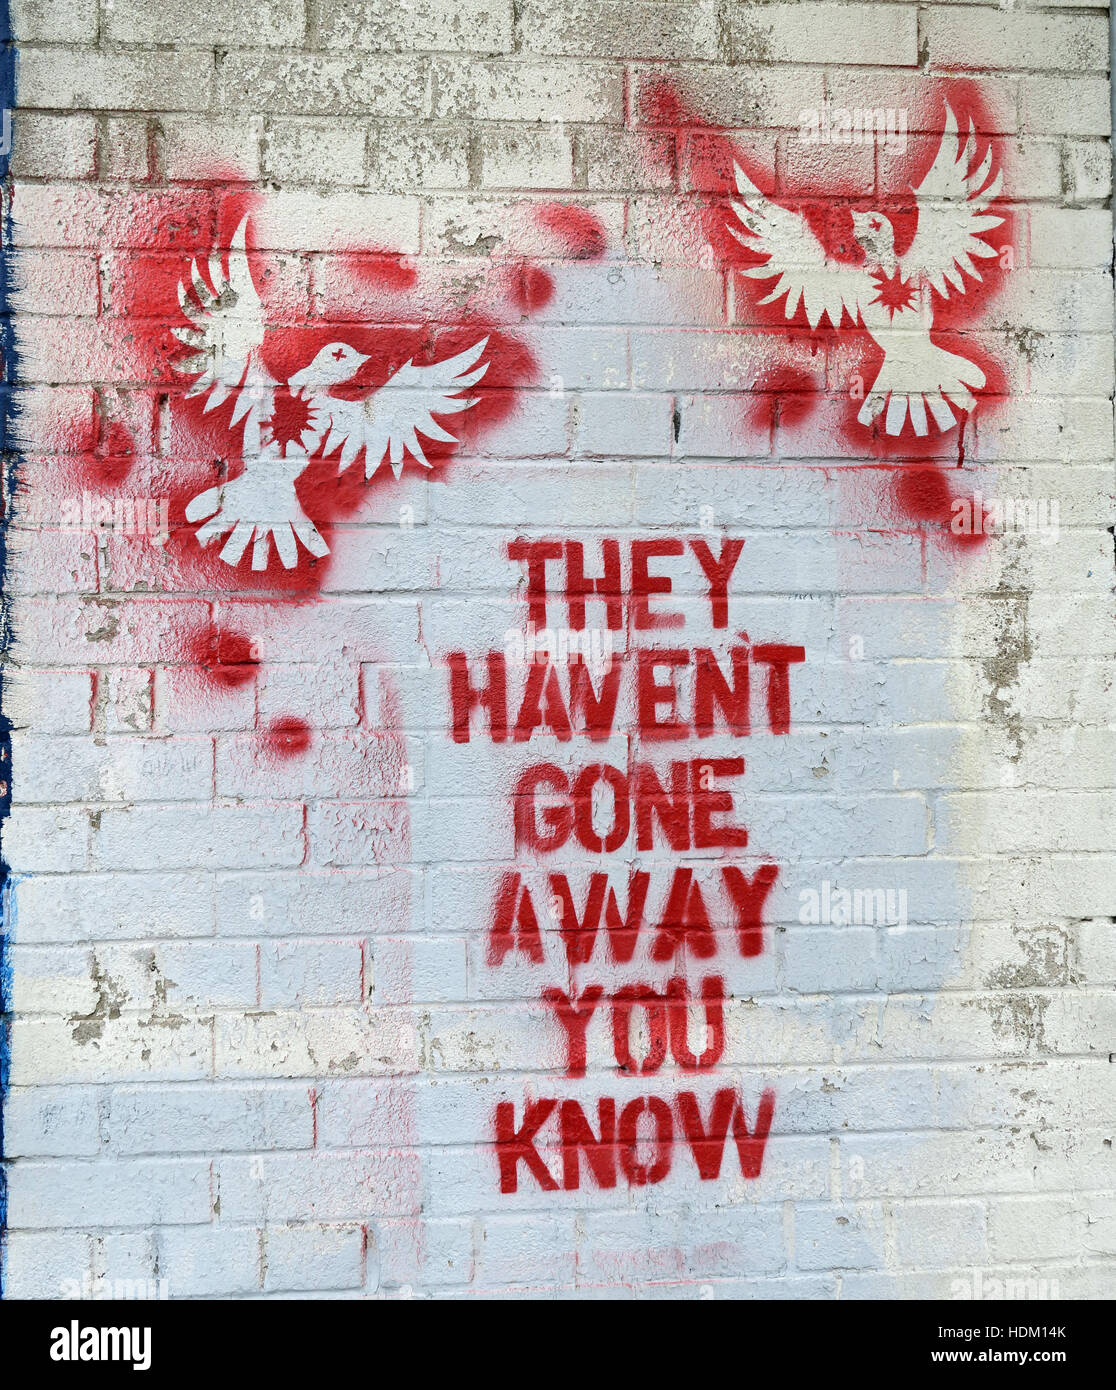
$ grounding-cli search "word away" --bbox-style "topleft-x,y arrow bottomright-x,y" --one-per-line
490,864 -> 780,966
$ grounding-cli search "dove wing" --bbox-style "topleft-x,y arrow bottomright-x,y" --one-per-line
172,215 -> 274,427
899,103 -> 1004,301
729,164 -> 875,330
317,338 -> 489,479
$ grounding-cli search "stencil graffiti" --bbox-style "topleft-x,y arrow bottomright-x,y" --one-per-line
173,216 -> 490,570
729,103 -> 1006,439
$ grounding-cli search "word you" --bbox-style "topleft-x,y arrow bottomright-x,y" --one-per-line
544,975 -> 729,1078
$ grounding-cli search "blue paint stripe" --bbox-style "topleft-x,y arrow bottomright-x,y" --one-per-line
0,0 -> 17,1300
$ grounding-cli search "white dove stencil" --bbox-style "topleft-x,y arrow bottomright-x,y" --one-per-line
729,102 -> 1004,437
172,217 -> 488,570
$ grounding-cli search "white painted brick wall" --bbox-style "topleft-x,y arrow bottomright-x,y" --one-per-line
0,0 -> 1113,1303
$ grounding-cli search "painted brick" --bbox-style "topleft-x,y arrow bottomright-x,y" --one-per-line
10,112 -> 96,179
478,127 -> 575,190
105,0 -> 305,46
158,1226 -> 262,1296
258,940 -> 364,1007
12,0 -> 97,42
922,10 -> 1109,73
430,59 -> 624,123
3,1085 -> 102,1157
105,1083 -> 313,1155
730,5 -> 918,67
794,1204 -> 885,1270
263,1223 -> 364,1292
214,53 -> 427,118
263,119 -> 369,186
7,1159 -> 212,1228
519,0 -> 721,62
318,0 -> 513,54
18,49 -> 215,111
988,1197 -> 1087,1262
1,1231 -> 91,1298
162,116 -> 262,183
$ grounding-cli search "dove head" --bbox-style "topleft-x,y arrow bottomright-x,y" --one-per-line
851,210 -> 897,268
289,342 -> 370,394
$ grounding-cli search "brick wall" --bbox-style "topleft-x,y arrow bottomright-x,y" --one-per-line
1,0 -> 1114,1299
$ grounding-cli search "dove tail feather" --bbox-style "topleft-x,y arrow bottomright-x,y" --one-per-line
860,339 -> 985,437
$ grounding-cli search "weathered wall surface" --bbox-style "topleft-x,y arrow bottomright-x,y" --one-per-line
1,0 -> 1114,1299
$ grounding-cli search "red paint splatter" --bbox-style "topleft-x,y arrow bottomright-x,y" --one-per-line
188,623 -> 259,687
750,365 -> 820,431
893,463 -> 987,549
895,462 -> 951,521
343,252 -> 418,292
83,454 -> 134,489
102,420 -> 135,456
536,203 -> 607,260
79,416 -> 138,487
264,715 -> 311,757
869,267 -> 919,319
512,261 -> 556,312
